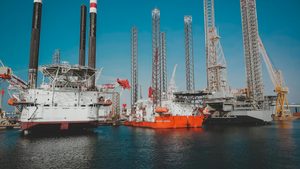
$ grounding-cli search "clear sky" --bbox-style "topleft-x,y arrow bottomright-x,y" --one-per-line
0,0 -> 300,111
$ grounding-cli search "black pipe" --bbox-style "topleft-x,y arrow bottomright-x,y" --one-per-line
79,5 -> 87,66
28,0 -> 42,89
88,0 -> 97,89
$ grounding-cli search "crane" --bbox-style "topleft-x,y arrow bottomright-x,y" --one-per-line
0,60 -> 28,91
258,36 -> 290,118
167,64 -> 178,100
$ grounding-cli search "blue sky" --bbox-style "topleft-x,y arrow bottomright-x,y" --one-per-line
0,0 -> 300,111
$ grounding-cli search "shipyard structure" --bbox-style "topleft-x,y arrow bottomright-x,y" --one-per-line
125,0 -> 290,126
0,0 -> 292,131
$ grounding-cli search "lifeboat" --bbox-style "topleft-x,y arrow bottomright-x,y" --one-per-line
97,99 -> 112,106
155,107 -> 169,113
8,98 -> 18,106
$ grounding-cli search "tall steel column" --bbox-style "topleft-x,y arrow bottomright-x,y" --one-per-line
88,0 -> 97,89
204,0 -> 228,93
160,32 -> 167,99
152,8 -> 161,107
184,16 -> 195,91
240,0 -> 264,104
131,27 -> 138,110
28,0 -> 43,89
79,5 -> 87,66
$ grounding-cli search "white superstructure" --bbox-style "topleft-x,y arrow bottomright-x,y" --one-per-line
17,63 -> 111,131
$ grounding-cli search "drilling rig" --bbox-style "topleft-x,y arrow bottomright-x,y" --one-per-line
203,0 -> 274,125
204,0 -> 229,95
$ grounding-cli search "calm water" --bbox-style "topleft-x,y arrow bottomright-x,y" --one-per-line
1,121 -> 300,169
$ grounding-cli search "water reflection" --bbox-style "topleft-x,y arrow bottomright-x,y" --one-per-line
1,130 -> 97,169
0,122 -> 300,169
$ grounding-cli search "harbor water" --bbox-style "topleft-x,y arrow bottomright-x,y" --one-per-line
1,120 -> 300,169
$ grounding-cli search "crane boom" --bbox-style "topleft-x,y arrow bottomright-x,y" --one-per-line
258,36 -> 280,87
0,61 -> 28,91
258,36 -> 290,118
167,64 -> 178,99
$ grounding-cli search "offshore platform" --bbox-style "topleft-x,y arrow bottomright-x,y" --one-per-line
202,0 -> 290,124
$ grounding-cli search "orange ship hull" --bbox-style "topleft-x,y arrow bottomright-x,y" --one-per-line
124,115 -> 204,128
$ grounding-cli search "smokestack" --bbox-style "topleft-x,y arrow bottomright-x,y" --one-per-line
88,0 -> 97,89
79,5 -> 87,66
28,0 -> 42,89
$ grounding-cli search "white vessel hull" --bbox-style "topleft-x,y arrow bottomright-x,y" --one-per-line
19,89 -> 101,131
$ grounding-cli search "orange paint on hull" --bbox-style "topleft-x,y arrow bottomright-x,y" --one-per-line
124,115 -> 204,128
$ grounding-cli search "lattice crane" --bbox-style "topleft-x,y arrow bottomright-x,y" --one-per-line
258,36 -> 290,117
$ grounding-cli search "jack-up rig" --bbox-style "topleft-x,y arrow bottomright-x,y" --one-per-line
203,0 -> 290,124
0,0 -> 129,134
125,0 -> 291,127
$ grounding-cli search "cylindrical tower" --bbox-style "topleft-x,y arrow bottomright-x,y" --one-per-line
79,5 -> 87,66
88,0 -> 97,89
28,0 -> 43,89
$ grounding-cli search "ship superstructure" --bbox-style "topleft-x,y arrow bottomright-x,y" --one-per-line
20,63 -> 106,131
